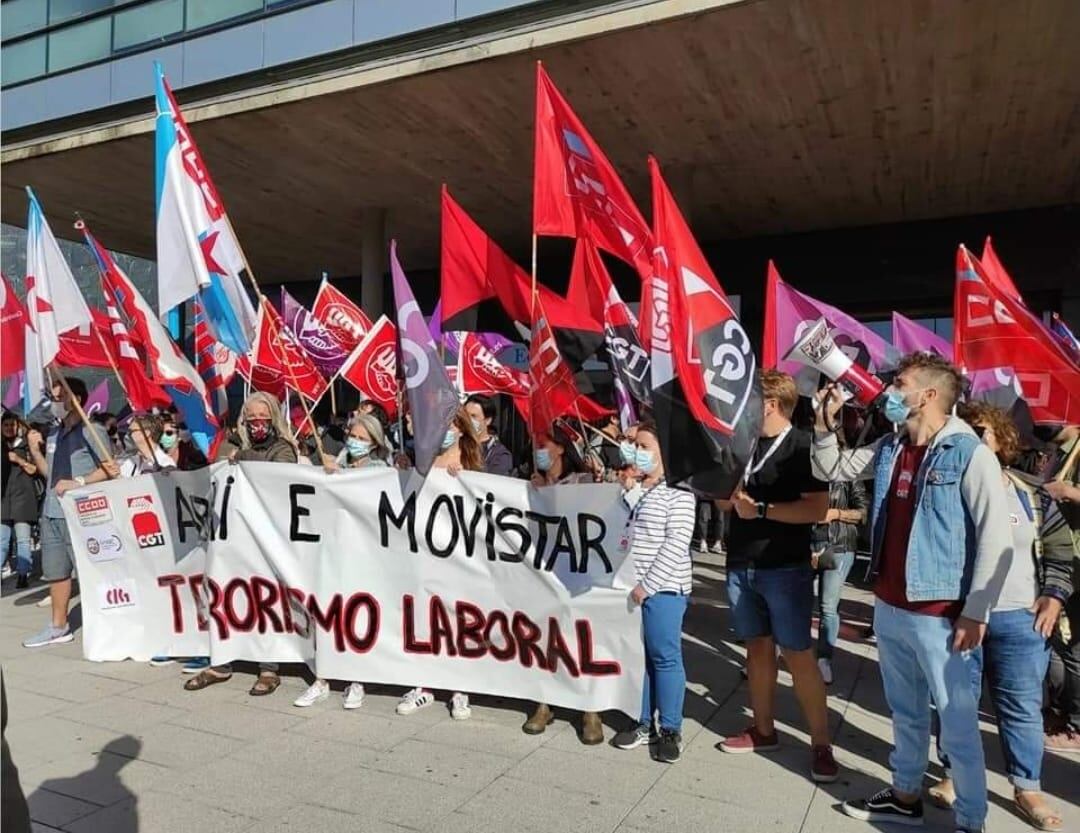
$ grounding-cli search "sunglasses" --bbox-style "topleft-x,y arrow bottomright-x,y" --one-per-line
162,429 -> 177,436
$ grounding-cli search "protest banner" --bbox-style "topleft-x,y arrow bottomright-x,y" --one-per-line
62,465 -> 645,715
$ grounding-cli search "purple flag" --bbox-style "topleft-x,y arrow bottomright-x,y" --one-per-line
279,287 -> 349,377
429,299 -> 510,358
892,313 -> 952,357
85,379 -> 111,416
2,372 -> 24,411
772,276 -> 901,395
392,241 -> 461,476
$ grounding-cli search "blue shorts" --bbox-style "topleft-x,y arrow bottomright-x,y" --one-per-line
727,565 -> 814,651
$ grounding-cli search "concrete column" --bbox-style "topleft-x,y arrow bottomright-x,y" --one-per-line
360,208 -> 386,319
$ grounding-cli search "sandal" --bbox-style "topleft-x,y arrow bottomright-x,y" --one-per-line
249,673 -> 281,697
183,669 -> 232,691
1015,790 -> 1063,831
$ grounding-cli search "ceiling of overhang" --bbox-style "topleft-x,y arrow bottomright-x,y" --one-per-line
2,0 -> 1078,282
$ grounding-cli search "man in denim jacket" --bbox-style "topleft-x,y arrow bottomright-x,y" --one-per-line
811,353 -> 1011,833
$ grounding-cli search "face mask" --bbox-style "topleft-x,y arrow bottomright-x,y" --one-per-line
534,448 -> 553,472
346,438 -> 372,458
159,433 -> 178,451
247,420 -> 272,443
883,388 -> 922,424
634,447 -> 657,474
440,429 -> 458,451
50,401 -> 68,421
470,418 -> 484,435
618,441 -> 637,466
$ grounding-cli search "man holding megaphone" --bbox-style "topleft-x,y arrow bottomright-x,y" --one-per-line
811,352 -> 1012,833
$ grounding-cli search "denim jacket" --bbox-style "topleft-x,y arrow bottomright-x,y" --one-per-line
811,417 -> 1012,622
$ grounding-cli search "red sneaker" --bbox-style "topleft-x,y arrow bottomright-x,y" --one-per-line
719,726 -> 780,754
811,745 -> 839,783
1045,725 -> 1080,754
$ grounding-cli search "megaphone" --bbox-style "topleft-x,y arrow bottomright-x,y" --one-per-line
784,317 -> 885,408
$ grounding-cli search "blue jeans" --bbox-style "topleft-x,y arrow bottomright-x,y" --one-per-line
727,565 -> 814,651
1,522 -> 32,577
816,551 -> 855,660
874,599 -> 986,830
938,608 -> 1050,791
640,592 -> 688,733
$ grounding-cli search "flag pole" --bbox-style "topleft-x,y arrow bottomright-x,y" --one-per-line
92,329 -> 131,400
47,365 -> 115,464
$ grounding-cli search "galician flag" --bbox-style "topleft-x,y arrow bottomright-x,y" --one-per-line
154,63 -> 256,354
24,188 -> 94,414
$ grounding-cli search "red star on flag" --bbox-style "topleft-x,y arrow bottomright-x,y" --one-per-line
199,230 -> 227,276
25,276 -> 53,314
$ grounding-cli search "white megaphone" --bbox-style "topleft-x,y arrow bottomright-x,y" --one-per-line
784,317 -> 885,408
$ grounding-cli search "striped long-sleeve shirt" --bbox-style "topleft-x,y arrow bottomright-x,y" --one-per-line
626,481 -> 697,595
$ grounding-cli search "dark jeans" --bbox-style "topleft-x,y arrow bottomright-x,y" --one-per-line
938,608 -> 1050,791
694,500 -> 723,546
1048,591 -> 1080,730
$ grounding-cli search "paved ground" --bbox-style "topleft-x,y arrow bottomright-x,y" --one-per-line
2,552 -> 1078,833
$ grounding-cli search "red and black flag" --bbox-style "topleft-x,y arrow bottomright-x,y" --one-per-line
648,157 -> 762,497
440,186 -> 603,369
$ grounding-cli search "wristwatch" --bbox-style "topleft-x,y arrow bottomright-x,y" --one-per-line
75,476 -> 86,487
755,501 -> 768,520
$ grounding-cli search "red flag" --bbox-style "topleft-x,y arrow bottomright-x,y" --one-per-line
339,315 -> 399,418
1,273 -> 26,378
980,237 -> 1023,304
252,298 -> 328,402
55,308 -> 116,370
533,64 -> 652,278
236,354 -> 285,399
312,278 -> 372,352
440,186 -> 603,367
649,156 -> 762,496
457,332 -> 528,397
763,261 -> 780,369
99,298 -> 172,412
955,245 -> 1080,424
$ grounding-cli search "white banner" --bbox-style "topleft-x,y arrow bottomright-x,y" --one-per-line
62,464 -> 644,715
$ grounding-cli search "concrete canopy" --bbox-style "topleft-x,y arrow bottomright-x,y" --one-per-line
2,0 -> 1078,285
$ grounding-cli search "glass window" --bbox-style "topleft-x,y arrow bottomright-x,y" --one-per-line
114,0 -> 183,50
1,34 -> 46,84
186,0 -> 263,31
48,0 -> 116,26
2,0 -> 49,39
47,16 -> 111,72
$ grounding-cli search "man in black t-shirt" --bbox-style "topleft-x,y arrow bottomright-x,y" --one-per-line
716,371 -> 836,783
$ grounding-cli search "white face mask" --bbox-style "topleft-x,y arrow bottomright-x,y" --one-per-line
50,400 -> 69,421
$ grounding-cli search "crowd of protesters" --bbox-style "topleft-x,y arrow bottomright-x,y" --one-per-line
2,353 -> 1078,833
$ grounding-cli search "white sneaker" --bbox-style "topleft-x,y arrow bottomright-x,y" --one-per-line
818,658 -> 834,686
343,682 -> 365,710
36,595 -> 52,608
294,679 -> 330,708
1,564 -> 13,579
450,692 -> 472,721
396,687 -> 434,715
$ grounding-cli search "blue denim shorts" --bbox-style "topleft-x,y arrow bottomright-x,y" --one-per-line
727,565 -> 814,651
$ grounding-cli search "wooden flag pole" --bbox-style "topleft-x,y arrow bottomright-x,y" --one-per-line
1054,435 -> 1080,483
48,365 -> 115,465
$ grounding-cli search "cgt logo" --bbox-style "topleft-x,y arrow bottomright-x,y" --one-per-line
127,495 -> 166,549
99,580 -> 137,611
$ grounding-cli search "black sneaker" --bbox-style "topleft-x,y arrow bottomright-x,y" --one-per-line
656,729 -> 682,763
16,574 -> 29,590
612,723 -> 655,750
842,789 -> 924,826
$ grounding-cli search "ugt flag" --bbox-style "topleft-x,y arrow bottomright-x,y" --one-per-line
84,221 -> 220,454
311,277 -> 373,352
391,242 -> 460,476
279,288 -> 349,378
339,315 -> 399,418
154,64 -> 257,354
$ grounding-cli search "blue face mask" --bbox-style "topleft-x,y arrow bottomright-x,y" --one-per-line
440,429 -> 458,451
634,447 -> 657,474
619,441 -> 637,466
883,390 -> 914,424
346,438 -> 372,458
534,448 -> 553,472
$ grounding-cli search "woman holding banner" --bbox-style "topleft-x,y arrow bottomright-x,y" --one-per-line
184,392 -> 298,696
396,409 -> 483,720
524,423 -> 607,744
118,415 -> 176,478
294,413 -> 393,710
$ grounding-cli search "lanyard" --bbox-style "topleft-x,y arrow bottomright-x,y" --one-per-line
744,425 -> 793,482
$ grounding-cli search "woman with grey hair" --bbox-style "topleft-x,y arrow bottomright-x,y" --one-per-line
296,411 -> 390,709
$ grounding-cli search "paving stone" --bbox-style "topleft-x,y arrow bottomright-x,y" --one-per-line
256,803 -> 412,833
25,787 -> 101,829
51,694 -> 186,734
453,775 -> 634,833
152,755 -> 308,819
502,744 -> 664,802
311,767 -> 474,828
367,738 -> 516,791
168,701 -> 305,741
20,749 -> 170,807
63,790 -> 256,833
116,722 -> 245,769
